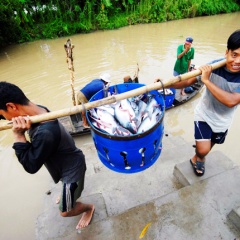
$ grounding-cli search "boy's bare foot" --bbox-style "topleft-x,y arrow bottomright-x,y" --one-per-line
76,205 -> 95,229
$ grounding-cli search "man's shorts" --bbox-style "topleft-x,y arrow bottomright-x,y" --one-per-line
77,91 -> 88,105
194,121 -> 228,144
59,172 -> 85,212
173,70 -> 180,77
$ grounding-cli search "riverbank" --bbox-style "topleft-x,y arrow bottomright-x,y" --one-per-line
36,132 -> 240,239
1,1 -> 240,47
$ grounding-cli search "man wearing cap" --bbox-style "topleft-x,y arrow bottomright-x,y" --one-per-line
173,37 -> 195,95
77,73 -> 111,127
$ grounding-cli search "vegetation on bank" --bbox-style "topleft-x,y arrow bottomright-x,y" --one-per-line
0,0 -> 240,47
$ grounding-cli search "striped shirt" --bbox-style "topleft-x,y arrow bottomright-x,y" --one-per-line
194,59 -> 240,132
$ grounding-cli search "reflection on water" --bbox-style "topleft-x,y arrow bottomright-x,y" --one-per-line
0,12 -> 239,239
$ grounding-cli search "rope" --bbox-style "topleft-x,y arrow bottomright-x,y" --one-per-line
158,79 -> 166,100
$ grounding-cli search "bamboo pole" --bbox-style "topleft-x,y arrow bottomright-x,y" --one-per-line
64,39 -> 76,106
133,63 -> 140,79
0,59 -> 226,131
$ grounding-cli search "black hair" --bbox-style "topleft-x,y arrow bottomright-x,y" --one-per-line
0,81 -> 30,111
227,29 -> 240,51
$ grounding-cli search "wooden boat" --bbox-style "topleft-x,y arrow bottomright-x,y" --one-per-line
163,80 -> 204,110
58,113 -> 91,136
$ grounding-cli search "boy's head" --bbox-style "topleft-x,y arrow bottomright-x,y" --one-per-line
227,29 -> 240,51
225,29 -> 240,73
185,37 -> 193,45
0,82 -> 29,119
123,76 -> 133,83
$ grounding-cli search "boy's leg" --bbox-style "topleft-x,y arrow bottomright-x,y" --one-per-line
192,121 -> 212,156
191,121 -> 212,175
191,121 -> 228,175
192,140 -> 211,161
59,174 -> 95,229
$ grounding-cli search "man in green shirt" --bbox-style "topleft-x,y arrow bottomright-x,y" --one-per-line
173,37 -> 195,95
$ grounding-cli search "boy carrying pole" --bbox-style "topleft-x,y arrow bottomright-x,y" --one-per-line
161,29 -> 240,176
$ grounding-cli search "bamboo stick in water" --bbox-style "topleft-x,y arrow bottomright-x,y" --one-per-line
64,39 -> 76,106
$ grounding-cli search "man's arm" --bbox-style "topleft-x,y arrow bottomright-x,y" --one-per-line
177,44 -> 190,59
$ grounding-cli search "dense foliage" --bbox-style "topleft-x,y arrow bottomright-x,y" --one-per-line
0,0 -> 239,47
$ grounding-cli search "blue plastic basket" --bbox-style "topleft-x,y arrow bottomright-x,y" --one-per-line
160,88 -> 176,109
87,83 -> 165,173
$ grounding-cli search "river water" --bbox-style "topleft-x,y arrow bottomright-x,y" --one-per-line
0,12 -> 239,239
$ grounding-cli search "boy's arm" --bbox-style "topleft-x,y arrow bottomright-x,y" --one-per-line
12,116 -> 30,143
155,76 -> 197,89
12,118 -> 59,174
201,65 -> 240,107
170,76 -> 197,89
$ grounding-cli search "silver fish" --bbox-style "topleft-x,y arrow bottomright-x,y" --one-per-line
91,118 -> 117,135
89,108 -> 99,119
142,96 -> 159,120
134,100 -> 147,128
88,92 -> 162,137
97,105 -> 115,116
91,108 -> 131,136
137,108 -> 162,133
114,100 -> 138,134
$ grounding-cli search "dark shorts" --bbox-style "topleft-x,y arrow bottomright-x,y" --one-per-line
194,121 -> 228,144
59,172 -> 85,213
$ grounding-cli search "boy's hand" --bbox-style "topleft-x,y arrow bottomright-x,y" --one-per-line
199,65 -> 212,84
12,116 -> 31,142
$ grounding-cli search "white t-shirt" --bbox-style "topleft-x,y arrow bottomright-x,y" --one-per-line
194,61 -> 240,132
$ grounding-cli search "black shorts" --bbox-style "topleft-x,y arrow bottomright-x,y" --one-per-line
59,172 -> 85,213
194,121 -> 228,144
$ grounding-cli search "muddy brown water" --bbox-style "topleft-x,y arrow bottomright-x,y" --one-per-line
0,12 -> 239,239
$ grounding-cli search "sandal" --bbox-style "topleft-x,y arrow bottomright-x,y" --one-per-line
190,159 -> 197,169
190,159 -> 205,177
195,160 -> 205,176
